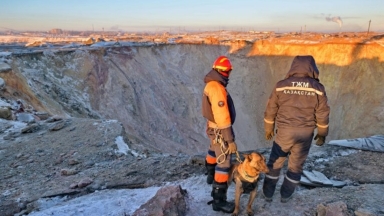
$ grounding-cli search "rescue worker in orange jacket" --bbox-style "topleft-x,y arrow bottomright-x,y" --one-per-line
202,56 -> 237,213
262,55 -> 330,203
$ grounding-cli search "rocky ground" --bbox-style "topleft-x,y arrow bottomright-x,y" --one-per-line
0,116 -> 206,215
1,116 -> 384,216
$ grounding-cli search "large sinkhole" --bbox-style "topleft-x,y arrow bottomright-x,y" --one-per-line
4,42 -> 384,155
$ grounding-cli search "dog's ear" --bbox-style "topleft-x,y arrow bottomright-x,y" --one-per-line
252,153 -> 263,163
262,154 -> 266,161
255,153 -> 263,161
257,153 -> 268,167
242,154 -> 250,162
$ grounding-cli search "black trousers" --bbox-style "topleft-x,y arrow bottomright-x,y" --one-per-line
267,127 -> 314,180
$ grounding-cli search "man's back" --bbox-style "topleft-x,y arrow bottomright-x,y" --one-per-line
264,55 -> 329,130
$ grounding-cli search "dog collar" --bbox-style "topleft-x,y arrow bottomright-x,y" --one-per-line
239,164 -> 259,182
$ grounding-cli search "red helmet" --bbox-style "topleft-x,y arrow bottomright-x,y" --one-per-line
212,56 -> 232,72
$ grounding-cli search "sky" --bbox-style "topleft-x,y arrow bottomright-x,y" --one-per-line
1,0 -> 384,33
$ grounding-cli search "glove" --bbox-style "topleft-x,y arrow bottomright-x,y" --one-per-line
265,131 -> 274,141
227,141 -> 237,154
314,134 -> 326,146
264,121 -> 275,141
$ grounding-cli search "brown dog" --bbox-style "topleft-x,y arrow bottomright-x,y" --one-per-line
228,152 -> 269,216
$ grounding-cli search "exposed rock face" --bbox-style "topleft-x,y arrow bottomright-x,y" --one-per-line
1,38 -> 384,155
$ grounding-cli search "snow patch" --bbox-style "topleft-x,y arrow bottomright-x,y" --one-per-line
114,136 -> 129,155
2,190 -> 12,196
0,52 -> 12,57
0,61 -> 11,72
0,98 -> 11,107
104,119 -> 118,124
28,187 -> 161,216
0,119 -> 27,132
114,136 -> 146,158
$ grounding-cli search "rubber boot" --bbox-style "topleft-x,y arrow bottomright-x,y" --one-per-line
262,168 -> 280,202
205,160 -> 216,185
280,175 -> 299,203
211,181 -> 235,213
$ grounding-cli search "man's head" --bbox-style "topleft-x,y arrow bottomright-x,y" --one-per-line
212,56 -> 233,77
285,55 -> 319,80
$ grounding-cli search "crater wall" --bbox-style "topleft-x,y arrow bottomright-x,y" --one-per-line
2,40 -> 384,155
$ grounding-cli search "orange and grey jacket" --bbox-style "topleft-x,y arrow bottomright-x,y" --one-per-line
202,69 -> 236,142
264,56 -> 330,136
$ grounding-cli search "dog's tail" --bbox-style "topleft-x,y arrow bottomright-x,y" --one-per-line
207,200 -> 214,205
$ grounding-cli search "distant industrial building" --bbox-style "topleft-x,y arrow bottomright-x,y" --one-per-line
49,28 -> 63,34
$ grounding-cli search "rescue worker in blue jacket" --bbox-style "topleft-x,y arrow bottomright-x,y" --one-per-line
262,55 -> 330,203
202,56 -> 237,213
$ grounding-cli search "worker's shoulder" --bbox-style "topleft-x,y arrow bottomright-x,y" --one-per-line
204,81 -> 225,95
205,81 -> 223,89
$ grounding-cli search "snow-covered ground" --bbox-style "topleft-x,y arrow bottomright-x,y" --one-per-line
28,175 -> 219,216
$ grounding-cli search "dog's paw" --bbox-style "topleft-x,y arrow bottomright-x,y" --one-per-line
231,208 -> 240,216
247,209 -> 255,216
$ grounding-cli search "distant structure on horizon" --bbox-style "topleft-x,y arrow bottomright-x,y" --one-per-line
49,28 -> 63,34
